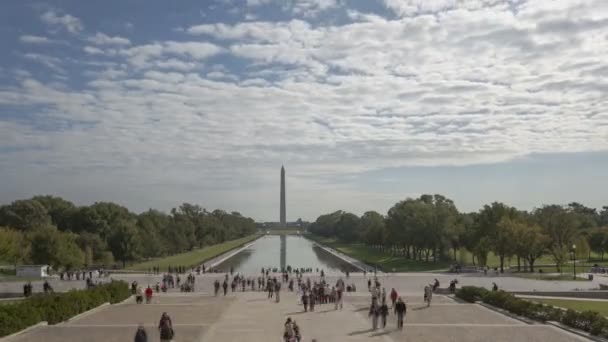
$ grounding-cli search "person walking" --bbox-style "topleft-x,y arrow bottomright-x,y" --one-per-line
145,286 -> 153,304
380,299 -> 389,328
275,280 -> 281,303
394,297 -> 407,330
424,285 -> 432,307
390,288 -> 398,308
134,324 -> 148,342
369,300 -> 380,330
158,312 -> 174,342
302,291 -> 309,312
214,279 -> 220,296
222,279 -> 228,296
284,317 -> 294,342
309,290 -> 315,312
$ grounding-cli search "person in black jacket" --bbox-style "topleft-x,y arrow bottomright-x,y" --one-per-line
134,324 -> 147,342
394,297 -> 407,330
380,299 -> 389,328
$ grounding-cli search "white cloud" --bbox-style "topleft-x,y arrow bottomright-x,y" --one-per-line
89,33 -> 131,46
22,53 -> 65,73
83,46 -> 105,55
2,0 -> 608,219
122,41 -> 223,68
245,0 -> 339,17
41,10 -> 83,34
19,35 -> 55,44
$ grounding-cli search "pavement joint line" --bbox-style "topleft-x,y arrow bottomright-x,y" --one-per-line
64,323 -> 210,327
400,323 -> 537,327
123,303 -> 219,306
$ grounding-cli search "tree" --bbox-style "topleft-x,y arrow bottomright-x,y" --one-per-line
31,195 -> 76,230
107,220 -> 140,267
512,221 -> 549,272
568,202 -> 598,230
588,228 -> 608,260
0,227 -> 29,265
28,226 -> 84,269
76,232 -> 108,264
359,211 -> 386,248
334,213 -> 360,242
0,200 -> 51,231
599,206 -> 608,227
535,205 -> 579,272
136,210 -> 169,258
476,202 -> 518,272
575,235 -> 590,260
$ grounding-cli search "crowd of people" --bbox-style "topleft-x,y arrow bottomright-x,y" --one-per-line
368,278 -> 408,331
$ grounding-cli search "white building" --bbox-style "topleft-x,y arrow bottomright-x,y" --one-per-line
16,265 -> 50,278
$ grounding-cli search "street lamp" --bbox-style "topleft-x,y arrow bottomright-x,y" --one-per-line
572,244 -> 577,280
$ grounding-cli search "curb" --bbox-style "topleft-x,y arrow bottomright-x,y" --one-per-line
115,294 -> 134,305
0,321 -> 47,341
546,321 -> 608,342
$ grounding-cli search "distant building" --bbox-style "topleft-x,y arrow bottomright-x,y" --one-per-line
256,219 -> 310,230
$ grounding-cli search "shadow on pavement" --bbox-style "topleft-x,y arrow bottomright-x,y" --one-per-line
348,328 -> 375,336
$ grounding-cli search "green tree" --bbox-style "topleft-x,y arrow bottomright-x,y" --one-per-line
511,221 -> 548,272
0,200 -> 52,231
28,226 -> 84,269
359,211 -> 386,249
476,202 -> 518,272
0,227 -> 29,265
136,209 -> 169,258
535,205 -> 579,272
31,195 -> 76,230
107,220 -> 140,267
588,228 -> 608,260
334,212 -> 360,242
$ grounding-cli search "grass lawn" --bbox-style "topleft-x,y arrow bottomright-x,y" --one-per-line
307,234 -> 451,272
508,272 -> 591,281
524,298 -> 608,316
126,234 -> 261,271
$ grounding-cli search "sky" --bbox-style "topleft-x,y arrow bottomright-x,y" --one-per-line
0,0 -> 607,221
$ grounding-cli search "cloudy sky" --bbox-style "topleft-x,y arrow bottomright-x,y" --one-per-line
0,0 -> 607,221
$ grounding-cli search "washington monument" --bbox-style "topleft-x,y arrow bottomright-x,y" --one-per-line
280,165 -> 286,227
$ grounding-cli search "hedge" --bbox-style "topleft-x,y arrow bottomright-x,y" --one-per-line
0,281 -> 130,337
456,286 -> 608,337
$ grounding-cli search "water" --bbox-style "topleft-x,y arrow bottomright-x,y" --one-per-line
214,235 -> 357,274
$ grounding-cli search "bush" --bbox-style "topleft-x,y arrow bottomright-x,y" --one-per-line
458,286 -> 608,338
455,286 -> 488,303
0,281 -> 130,337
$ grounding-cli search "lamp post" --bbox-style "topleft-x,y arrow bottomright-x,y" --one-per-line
572,244 -> 577,280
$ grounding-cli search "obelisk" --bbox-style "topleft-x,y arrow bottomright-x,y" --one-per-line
280,165 -> 286,227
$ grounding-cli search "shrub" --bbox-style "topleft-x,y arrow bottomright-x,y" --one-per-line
455,286 -> 488,303
0,281 -> 130,337
455,286 -> 608,337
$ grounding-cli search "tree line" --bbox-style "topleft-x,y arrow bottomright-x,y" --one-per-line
308,194 -> 608,272
0,195 -> 257,269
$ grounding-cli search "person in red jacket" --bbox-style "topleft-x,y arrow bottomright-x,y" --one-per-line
390,288 -> 398,308
145,286 -> 153,304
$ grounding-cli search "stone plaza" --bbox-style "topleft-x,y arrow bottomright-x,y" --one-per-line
4,272 -> 596,341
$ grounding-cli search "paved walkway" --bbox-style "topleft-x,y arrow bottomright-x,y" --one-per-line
4,273 -> 595,342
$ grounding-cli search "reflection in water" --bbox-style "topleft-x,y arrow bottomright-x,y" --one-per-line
214,235 -> 358,274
